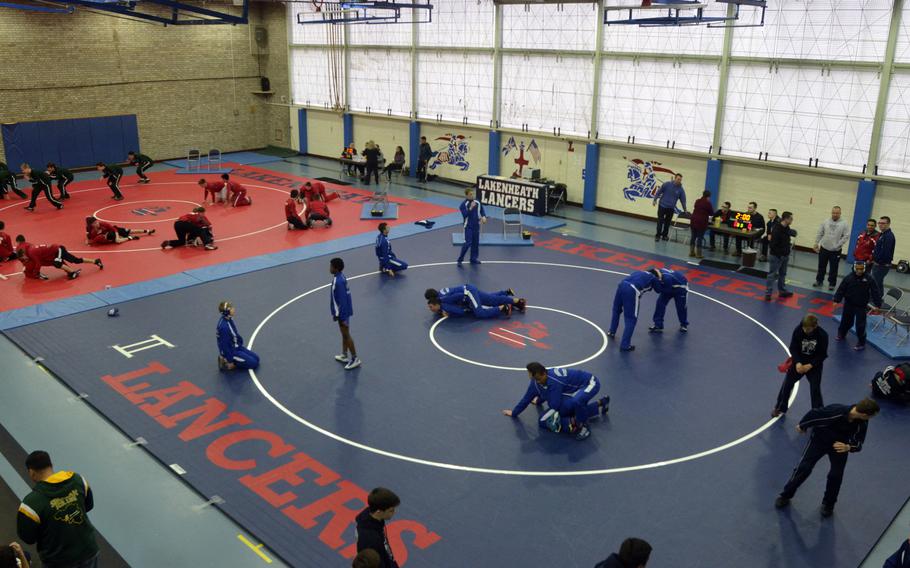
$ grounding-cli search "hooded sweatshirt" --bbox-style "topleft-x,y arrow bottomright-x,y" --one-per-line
355,508 -> 398,568
17,471 -> 98,566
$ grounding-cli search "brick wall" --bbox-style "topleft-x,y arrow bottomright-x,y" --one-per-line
0,3 -> 290,164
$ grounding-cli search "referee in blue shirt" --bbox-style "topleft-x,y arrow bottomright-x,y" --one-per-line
652,173 -> 687,242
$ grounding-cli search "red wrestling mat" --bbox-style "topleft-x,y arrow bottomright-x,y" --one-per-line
0,164 -> 453,312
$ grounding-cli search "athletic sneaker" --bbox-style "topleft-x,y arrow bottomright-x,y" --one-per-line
574,425 -> 591,441
680,325 -> 688,333
545,412 -> 562,433
835,335 -> 844,341
853,344 -> 866,351
820,503 -> 835,517
68,269 -> 81,280
94,259 -> 104,270
812,281 -> 822,288
598,396 -> 610,416
161,240 -> 169,250
218,356 -> 229,371
648,325 -> 663,333
828,284 -> 835,291
506,288 -> 515,296
606,331 -> 616,338
501,304 -> 512,316
764,294 -> 772,301
778,291 -> 794,298
334,354 -> 350,363
470,260 -> 482,265
620,345 -> 635,352
774,496 -> 790,509
204,244 -> 218,251
148,229 -> 156,236
516,298 -> 527,312
24,207 -> 34,212
344,357 -> 362,370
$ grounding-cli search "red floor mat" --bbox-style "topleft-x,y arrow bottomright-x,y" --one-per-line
0,164 -> 452,312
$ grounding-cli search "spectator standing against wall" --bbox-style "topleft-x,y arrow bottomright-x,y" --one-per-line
765,211 -> 796,302
417,136 -> 432,183
362,141 -> 381,186
651,173 -> 686,242
872,216 -> 896,294
813,206 -> 850,291
760,208 -> 780,262
17,450 -> 99,568
689,190 -> 713,259
853,218 -> 879,269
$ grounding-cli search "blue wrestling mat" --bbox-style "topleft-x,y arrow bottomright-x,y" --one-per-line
4,228 -> 909,568
832,313 -> 910,359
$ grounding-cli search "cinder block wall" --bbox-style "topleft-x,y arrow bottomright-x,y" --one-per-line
0,3 -> 290,164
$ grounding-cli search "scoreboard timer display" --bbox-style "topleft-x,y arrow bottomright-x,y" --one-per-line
729,211 -> 753,231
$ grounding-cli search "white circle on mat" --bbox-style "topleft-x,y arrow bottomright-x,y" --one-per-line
247,260 -> 795,476
429,305 -> 608,371
93,199 -> 200,224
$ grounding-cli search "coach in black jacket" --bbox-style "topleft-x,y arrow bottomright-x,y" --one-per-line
775,398 -> 880,517
833,262 -> 883,351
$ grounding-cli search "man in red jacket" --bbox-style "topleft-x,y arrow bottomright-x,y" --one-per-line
221,174 -> 252,207
85,216 -> 155,245
0,221 -> 15,262
15,235 -> 103,280
161,207 -> 217,250
853,218 -> 878,269
286,189 -> 308,230
306,194 -> 332,228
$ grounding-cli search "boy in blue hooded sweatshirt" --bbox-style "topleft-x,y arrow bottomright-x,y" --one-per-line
609,269 -> 663,351
331,257 -> 361,370
216,301 -> 260,371
502,362 -> 610,441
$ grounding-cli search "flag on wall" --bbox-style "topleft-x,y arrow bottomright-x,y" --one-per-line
502,136 -> 517,156
528,139 -> 541,164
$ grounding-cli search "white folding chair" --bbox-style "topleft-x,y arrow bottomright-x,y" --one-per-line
871,287 -> 904,332
502,207 -> 523,240
886,311 -> 910,346
207,149 -> 222,171
187,149 -> 201,172
670,214 -> 690,244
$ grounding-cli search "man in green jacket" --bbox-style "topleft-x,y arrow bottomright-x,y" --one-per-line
17,451 -> 99,568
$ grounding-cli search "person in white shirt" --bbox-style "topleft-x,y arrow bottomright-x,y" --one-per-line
813,206 -> 850,291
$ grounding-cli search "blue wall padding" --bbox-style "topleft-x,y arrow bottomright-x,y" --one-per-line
705,159 -> 722,210
298,109 -> 308,155
488,130 -> 501,176
847,179 -> 876,261
583,143 -> 599,211
343,113 -> 354,148
409,121 -> 420,178
1,115 -> 140,170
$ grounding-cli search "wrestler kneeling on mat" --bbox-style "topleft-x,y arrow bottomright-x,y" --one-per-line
216,301 -> 260,371
503,362 -> 610,441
